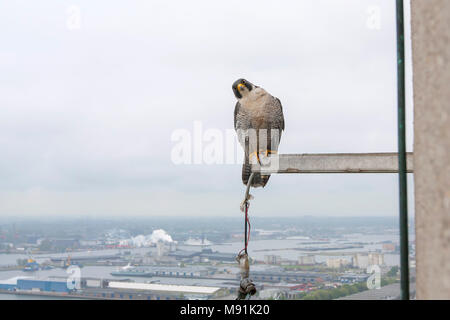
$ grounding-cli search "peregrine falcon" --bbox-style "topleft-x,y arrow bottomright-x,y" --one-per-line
233,78 -> 285,188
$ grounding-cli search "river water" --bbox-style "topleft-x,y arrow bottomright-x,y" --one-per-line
0,233 -> 406,268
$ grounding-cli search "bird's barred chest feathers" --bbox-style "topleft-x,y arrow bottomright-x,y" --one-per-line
239,88 -> 273,127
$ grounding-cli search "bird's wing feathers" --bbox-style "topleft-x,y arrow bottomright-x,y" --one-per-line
234,101 -> 241,130
273,97 -> 285,132
234,101 -> 248,148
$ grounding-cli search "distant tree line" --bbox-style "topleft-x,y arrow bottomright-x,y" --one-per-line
299,267 -> 399,300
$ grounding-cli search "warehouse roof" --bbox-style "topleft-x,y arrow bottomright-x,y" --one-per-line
0,276 -> 31,285
336,283 -> 416,300
108,281 -> 220,294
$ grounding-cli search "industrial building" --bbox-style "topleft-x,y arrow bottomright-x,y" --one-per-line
338,274 -> 369,284
0,278 -> 71,293
168,250 -> 198,260
352,253 -> 385,269
110,265 -> 215,278
0,276 -> 28,291
72,281 -> 225,300
251,271 -> 327,284
326,258 -> 352,269
168,248 -> 236,263
17,279 -> 70,293
0,276 -> 225,300
298,255 -> 316,266
50,254 -> 123,266
48,238 -> 80,250
199,249 -> 236,263
108,281 -> 221,299
264,255 -> 282,265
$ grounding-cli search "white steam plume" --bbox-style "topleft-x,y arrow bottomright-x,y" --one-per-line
120,229 -> 174,247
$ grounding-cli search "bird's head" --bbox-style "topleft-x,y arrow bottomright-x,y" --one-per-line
232,78 -> 255,99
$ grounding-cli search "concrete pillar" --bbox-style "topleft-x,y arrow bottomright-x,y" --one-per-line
410,0 -> 450,299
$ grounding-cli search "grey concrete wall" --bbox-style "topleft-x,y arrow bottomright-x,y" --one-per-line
411,0 -> 450,299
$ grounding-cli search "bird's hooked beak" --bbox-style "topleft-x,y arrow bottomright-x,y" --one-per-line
232,79 -> 253,99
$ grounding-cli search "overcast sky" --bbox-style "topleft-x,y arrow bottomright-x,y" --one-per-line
0,0 -> 414,218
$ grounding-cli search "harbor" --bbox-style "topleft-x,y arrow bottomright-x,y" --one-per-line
0,216 -> 413,300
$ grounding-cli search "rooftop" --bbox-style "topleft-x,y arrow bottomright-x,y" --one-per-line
336,283 -> 416,300
108,281 -> 221,295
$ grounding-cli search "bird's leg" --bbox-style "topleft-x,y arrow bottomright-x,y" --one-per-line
240,172 -> 255,212
255,129 -> 262,165
261,129 -> 281,166
256,153 -> 261,165
259,128 -> 272,164
249,151 -> 261,165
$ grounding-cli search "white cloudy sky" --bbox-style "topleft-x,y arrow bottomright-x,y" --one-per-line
0,0 -> 414,218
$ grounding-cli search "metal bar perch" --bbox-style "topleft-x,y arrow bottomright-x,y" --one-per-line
251,152 -> 413,174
